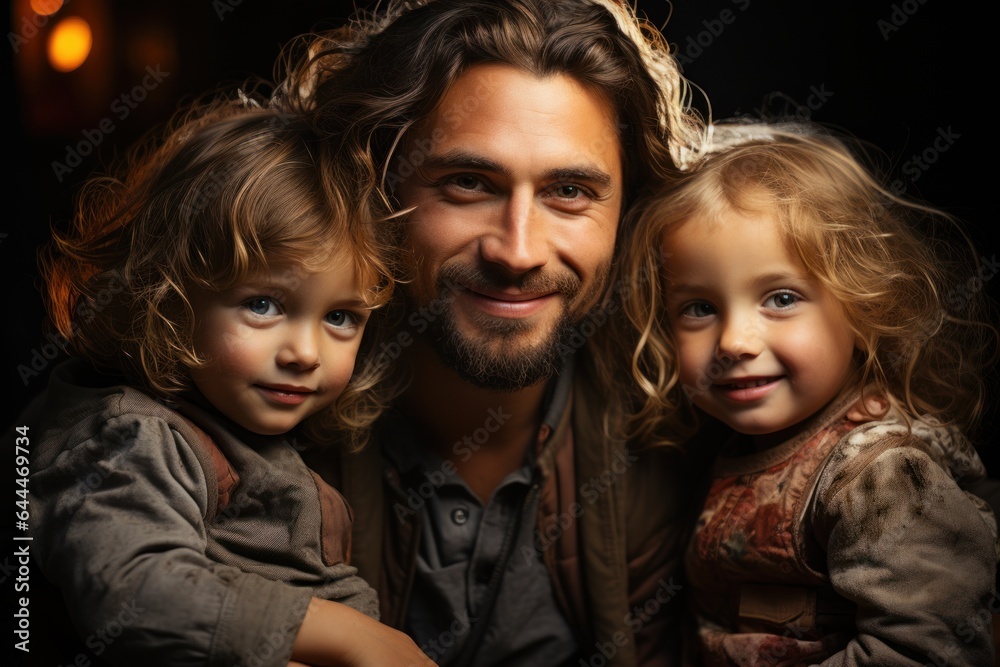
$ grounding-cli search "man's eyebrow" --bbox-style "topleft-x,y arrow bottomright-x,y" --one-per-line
421,150 -> 614,188
543,167 -> 614,189
421,150 -> 511,177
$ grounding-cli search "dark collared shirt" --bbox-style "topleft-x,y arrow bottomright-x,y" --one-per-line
381,367 -> 577,666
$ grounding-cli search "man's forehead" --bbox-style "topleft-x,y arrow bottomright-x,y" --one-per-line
405,63 -> 623,179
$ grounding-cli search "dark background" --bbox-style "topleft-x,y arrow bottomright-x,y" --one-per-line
7,0 -> 997,474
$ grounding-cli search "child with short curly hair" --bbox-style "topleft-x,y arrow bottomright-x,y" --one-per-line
621,121 -> 999,665
23,93 -> 431,666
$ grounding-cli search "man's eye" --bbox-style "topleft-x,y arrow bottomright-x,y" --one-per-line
554,184 -> 583,198
448,175 -> 484,191
244,297 -> 278,316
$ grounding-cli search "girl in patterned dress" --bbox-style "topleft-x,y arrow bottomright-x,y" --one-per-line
620,121 -> 999,666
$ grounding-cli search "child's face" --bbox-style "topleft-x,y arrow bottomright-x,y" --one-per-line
661,210 -> 859,444
187,255 -> 370,436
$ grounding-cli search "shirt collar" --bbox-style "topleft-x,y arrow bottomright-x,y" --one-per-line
381,353 -> 576,478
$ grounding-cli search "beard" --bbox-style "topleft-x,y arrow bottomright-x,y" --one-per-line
418,261 -> 610,392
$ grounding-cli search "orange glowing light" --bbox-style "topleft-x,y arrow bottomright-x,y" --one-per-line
47,16 -> 92,72
30,0 -> 63,16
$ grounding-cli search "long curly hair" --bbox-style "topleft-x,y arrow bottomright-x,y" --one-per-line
617,121 -> 998,446
275,0 -> 705,192
268,0 -> 706,439
40,91 -> 400,450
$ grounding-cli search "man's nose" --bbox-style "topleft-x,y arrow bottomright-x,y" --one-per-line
479,190 -> 550,274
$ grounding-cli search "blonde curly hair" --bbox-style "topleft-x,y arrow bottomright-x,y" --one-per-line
616,121 -> 998,446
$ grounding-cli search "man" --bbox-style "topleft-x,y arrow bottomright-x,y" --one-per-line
285,1 -> 709,664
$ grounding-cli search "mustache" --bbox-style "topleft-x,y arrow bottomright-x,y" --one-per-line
438,262 -> 582,297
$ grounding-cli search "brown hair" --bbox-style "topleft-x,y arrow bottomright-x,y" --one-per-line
619,122 -> 998,445
40,92 -> 398,449
275,0 -> 704,217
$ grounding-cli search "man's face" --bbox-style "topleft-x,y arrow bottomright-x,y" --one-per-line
393,63 -> 622,390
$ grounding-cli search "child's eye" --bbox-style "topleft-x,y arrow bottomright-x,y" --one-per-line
324,310 -> 357,328
681,302 -> 716,318
244,297 -> 279,317
764,291 -> 800,310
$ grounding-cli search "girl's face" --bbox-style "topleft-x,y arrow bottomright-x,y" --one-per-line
661,210 -> 859,447
187,254 -> 371,436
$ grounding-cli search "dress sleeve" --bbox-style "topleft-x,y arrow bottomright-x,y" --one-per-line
813,445 -> 997,666
30,413 -> 313,667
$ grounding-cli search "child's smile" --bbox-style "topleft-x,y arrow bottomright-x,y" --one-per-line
187,256 -> 371,435
713,376 -> 784,402
662,209 -> 860,446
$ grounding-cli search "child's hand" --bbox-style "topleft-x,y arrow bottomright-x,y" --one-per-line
291,597 -> 435,667
336,619 -> 436,667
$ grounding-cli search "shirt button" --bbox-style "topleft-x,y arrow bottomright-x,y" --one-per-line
451,507 -> 469,525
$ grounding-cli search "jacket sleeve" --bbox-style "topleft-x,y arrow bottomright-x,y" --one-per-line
626,444 -> 710,667
814,445 -> 997,666
30,413 -> 313,667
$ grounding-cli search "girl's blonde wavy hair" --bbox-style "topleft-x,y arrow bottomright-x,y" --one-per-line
40,91 -> 399,451
617,121 -> 998,447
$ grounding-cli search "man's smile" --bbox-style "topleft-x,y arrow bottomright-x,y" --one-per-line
456,285 -> 560,318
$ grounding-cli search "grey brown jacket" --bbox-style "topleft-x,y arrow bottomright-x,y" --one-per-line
24,360 -> 377,667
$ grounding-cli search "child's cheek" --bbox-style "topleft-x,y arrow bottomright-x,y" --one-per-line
676,338 -> 712,402
202,325 -> 269,379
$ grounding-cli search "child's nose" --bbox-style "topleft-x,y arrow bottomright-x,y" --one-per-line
716,314 -> 763,360
276,325 -> 321,370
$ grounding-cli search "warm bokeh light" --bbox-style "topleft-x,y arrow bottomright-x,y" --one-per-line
30,0 -> 63,16
47,16 -> 92,72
